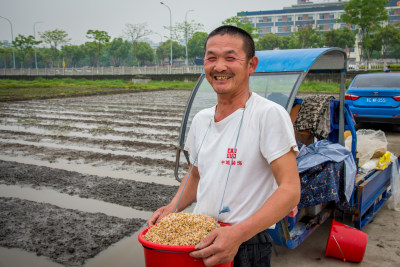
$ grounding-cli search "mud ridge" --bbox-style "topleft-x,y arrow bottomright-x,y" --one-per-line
0,130 -> 176,151
0,160 -> 179,211
0,197 -> 146,266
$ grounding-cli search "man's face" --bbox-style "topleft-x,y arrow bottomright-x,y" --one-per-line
203,34 -> 257,96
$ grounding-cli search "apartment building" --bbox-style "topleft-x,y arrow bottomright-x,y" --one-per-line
239,0 -> 400,61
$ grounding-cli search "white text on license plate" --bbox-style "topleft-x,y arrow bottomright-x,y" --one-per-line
366,97 -> 386,103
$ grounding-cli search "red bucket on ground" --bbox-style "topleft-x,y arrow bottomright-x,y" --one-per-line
325,219 -> 368,263
138,225 -> 233,267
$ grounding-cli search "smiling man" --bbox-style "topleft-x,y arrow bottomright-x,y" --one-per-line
148,25 -> 300,267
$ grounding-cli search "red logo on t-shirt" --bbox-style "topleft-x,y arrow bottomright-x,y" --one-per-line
221,148 -> 242,166
227,148 -> 237,159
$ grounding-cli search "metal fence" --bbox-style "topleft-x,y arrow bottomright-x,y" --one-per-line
0,65 -> 204,76
1,62 -> 395,77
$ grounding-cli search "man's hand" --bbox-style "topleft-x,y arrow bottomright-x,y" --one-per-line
189,226 -> 242,267
147,205 -> 174,226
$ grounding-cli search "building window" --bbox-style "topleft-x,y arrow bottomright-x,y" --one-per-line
260,26 -> 272,33
277,16 -> 283,22
287,15 -> 293,22
319,13 -> 325,19
277,26 -> 290,33
308,14 -> 314,20
298,14 -> 303,21
319,24 -> 334,31
259,16 -> 273,23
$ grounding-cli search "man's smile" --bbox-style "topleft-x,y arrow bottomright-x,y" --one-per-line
215,76 -> 231,80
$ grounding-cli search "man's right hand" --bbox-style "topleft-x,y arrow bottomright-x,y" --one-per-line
147,205 -> 175,226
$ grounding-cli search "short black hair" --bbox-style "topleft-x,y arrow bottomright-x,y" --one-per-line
204,25 -> 255,60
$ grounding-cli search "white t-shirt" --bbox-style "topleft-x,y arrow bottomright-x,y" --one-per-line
184,92 -> 298,225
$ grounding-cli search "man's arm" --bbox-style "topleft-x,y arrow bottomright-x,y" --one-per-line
147,164 -> 200,226
190,149 -> 300,266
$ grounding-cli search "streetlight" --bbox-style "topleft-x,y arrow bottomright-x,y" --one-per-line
160,2 -> 172,72
0,15 -> 15,69
185,9 -> 194,66
33,21 -> 44,69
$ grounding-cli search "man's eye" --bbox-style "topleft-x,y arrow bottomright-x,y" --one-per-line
206,57 -> 216,61
226,57 -> 235,61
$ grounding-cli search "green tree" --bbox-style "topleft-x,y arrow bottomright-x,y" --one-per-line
279,35 -> 301,49
168,20 -> 204,64
340,0 -> 389,62
136,42 -> 154,66
375,25 -> 400,61
295,25 -> 323,48
156,40 -> 185,63
40,29 -> 70,49
12,34 -> 41,67
82,41 -> 98,67
39,29 -> 70,67
37,47 -> 55,68
106,38 -> 131,67
123,23 -> 152,61
0,45 -> 14,68
168,20 -> 203,42
255,33 -> 281,50
86,29 -> 111,66
324,27 -> 356,50
61,44 -> 85,67
388,43 -> 400,60
187,31 -> 208,60
222,16 -> 259,39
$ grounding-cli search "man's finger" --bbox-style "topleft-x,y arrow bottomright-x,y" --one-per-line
194,231 -> 217,250
147,211 -> 161,226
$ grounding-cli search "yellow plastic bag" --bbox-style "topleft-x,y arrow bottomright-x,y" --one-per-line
376,152 -> 391,170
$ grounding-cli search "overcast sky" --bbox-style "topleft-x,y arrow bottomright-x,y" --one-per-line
1,0 -> 296,45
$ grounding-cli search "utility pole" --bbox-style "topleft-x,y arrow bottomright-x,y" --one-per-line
160,2 -> 172,73
33,21 -> 44,69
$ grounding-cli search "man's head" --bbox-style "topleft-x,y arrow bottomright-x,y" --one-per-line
203,25 -> 258,96
204,25 -> 255,61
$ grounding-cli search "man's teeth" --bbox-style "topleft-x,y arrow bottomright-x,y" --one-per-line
215,76 -> 229,80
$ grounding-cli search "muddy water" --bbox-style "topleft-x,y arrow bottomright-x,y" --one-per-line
0,90 -> 191,267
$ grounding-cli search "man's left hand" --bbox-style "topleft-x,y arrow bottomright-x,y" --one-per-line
189,226 -> 242,267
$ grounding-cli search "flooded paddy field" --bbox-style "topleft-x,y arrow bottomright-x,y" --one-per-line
0,90 -> 191,267
1,90 -> 399,267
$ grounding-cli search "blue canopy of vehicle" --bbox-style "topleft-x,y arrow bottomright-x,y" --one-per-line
255,47 -> 346,73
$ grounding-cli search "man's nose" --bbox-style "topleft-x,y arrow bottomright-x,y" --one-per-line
213,58 -> 227,72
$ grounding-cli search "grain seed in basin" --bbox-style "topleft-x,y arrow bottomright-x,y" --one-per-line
144,212 -> 220,246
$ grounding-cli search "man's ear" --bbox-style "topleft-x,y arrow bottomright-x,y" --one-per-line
248,56 -> 259,75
